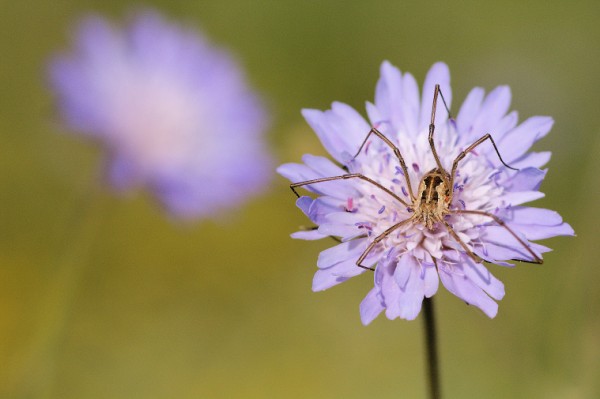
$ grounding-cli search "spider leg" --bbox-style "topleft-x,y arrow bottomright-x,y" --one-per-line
451,209 -> 543,264
436,216 -> 484,264
355,217 -> 414,271
351,127 -> 416,202
290,173 -> 410,208
449,133 -> 517,189
428,84 -> 450,181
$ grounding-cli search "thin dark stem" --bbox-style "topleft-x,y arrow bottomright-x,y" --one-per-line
423,297 -> 441,399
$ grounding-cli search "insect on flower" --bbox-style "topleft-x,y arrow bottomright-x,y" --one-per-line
278,62 -> 573,323
290,85 -> 540,270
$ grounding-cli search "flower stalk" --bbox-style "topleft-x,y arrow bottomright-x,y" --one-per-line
423,297 -> 440,399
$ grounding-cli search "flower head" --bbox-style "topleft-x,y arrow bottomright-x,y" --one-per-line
50,10 -> 272,219
278,62 -> 573,324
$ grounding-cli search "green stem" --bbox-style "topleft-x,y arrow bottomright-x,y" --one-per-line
423,297 -> 441,399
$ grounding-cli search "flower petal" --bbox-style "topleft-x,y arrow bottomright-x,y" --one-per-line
507,207 -> 575,240
498,190 -> 545,206
317,239 -> 366,269
457,87 -> 485,135
499,116 -> 554,163
399,72 -> 420,136
438,264 -> 499,318
360,287 -> 385,325
510,151 -> 552,169
423,262 -> 439,298
469,86 -> 512,140
295,196 -> 340,225
480,226 -> 542,262
277,160 -> 356,199
291,230 -> 327,240
462,257 -> 505,300
374,61 -> 404,131
502,167 -> 547,191
312,258 -> 366,291
396,256 -> 426,320
302,103 -> 370,164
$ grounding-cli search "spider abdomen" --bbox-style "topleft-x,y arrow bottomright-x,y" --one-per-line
413,169 -> 451,230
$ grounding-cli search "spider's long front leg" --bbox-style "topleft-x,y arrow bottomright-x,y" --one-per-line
449,133 -> 517,190
355,217 -> 414,271
428,84 -> 453,187
451,209 -> 543,264
290,173 -> 410,208
351,128 -> 416,202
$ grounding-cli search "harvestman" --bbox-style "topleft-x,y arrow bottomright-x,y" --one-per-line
289,85 -> 543,271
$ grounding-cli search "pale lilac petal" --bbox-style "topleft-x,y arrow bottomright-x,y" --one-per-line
294,198 -> 348,240
509,207 -> 562,225
396,256 -> 426,320
360,287 -> 385,325
420,62 -> 451,130
312,258 -> 366,291
393,256 -> 412,288
365,101 -> 382,127
438,266 -> 499,318
469,86 -> 512,140
302,154 -> 348,176
462,257 -> 505,300
493,111 -> 519,139
502,167 -> 547,191
499,190 -> 545,206
399,72 -> 420,135
509,222 -> 574,241
317,239 -> 366,269
295,196 -> 339,225
510,151 -> 552,169
507,207 -> 575,240
423,263 -> 439,298
318,212 -> 363,238
277,163 -> 307,184
277,161 -> 356,199
302,103 -> 370,164
372,260 -> 401,320
374,61 -> 404,131
318,222 -> 360,238
456,87 -> 485,135
481,226 -> 542,262
291,230 -> 327,240
498,116 -> 554,162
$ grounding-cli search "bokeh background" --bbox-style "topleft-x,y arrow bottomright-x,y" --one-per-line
1,1 -> 598,398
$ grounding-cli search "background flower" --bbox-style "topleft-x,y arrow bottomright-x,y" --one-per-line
279,62 -> 574,324
49,10 -> 272,219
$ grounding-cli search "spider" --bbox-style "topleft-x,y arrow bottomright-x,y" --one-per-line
289,84 -> 542,271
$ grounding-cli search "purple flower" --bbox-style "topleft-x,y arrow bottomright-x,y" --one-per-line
49,10 -> 272,219
278,62 -> 573,324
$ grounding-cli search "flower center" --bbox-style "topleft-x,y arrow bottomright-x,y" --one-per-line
349,129 -> 505,262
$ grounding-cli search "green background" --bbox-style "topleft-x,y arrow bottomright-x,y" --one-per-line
1,1 -> 597,398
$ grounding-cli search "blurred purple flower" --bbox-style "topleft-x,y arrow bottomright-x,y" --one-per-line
278,62 -> 573,324
49,10 -> 272,219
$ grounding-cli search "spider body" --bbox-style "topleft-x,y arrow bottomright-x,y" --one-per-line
413,169 -> 451,230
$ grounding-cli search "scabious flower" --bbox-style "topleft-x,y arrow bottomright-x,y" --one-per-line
278,62 -> 573,324
49,10 -> 271,219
